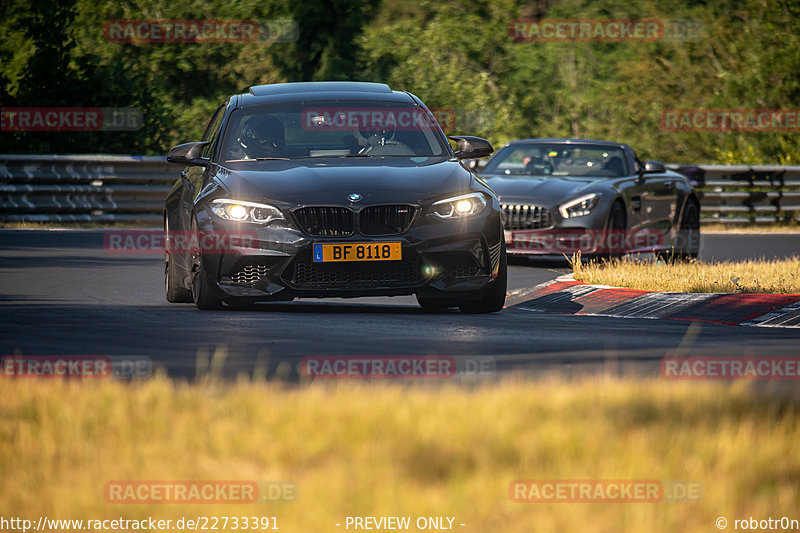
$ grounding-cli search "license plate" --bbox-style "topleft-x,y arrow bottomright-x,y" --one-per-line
313,242 -> 402,262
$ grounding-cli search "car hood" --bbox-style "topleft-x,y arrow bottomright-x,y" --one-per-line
215,157 -> 472,206
481,175 -> 601,206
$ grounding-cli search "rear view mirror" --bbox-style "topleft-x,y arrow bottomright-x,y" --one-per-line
643,160 -> 666,174
167,141 -> 211,166
449,136 -> 494,160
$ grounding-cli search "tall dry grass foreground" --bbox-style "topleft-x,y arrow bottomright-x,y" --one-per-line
1,378 -> 799,532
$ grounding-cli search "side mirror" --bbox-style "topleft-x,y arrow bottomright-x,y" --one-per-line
449,135 -> 493,160
642,160 -> 666,174
167,141 -> 211,166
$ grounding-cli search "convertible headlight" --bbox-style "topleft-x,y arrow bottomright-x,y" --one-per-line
431,193 -> 487,219
211,199 -> 284,224
559,193 -> 599,219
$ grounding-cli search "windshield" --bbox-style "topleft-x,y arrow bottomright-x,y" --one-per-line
221,101 -> 450,161
482,143 -> 629,178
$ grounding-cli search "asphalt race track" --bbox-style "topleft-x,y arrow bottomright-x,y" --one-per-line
1,230 -> 799,380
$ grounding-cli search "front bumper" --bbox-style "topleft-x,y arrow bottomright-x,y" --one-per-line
194,205 -> 503,302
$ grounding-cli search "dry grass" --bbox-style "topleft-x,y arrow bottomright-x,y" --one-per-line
571,253 -> 800,294
701,223 -> 800,233
1,377 -> 799,532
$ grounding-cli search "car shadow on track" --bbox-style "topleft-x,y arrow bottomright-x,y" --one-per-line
221,301 -> 471,315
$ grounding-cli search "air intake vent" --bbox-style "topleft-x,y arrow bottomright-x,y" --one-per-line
229,264 -> 270,285
287,251 -> 423,289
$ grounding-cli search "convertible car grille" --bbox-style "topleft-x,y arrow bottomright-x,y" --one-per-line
359,205 -> 416,235
293,207 -> 354,236
288,251 -> 422,289
501,204 -> 553,230
293,205 -> 417,236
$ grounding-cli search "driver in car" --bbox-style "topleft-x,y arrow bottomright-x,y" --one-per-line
356,114 -> 413,155
230,115 -> 285,159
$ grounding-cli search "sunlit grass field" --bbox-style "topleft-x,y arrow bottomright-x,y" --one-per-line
2,377 -> 799,532
701,224 -> 800,232
572,255 -> 800,294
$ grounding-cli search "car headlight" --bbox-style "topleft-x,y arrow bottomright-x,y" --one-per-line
559,193 -> 599,219
431,192 -> 487,219
211,199 -> 284,224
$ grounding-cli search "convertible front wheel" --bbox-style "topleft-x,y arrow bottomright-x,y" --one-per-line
675,199 -> 700,261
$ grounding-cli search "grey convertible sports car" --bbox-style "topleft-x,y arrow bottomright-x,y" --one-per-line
478,138 -> 700,259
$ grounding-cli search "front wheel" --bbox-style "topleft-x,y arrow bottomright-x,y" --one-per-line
604,200 -> 627,257
190,220 -> 223,310
675,199 -> 700,261
459,243 -> 507,314
165,218 -> 192,303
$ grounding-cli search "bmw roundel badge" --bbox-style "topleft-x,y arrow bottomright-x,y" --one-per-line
348,193 -> 362,202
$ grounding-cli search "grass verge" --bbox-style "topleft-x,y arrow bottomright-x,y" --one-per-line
1,378 -> 799,532
571,254 -> 800,294
701,222 -> 800,233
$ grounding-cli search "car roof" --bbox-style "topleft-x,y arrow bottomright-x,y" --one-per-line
238,81 -> 415,106
506,138 -> 630,149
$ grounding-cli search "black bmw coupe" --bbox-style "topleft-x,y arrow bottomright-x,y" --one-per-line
164,81 -> 506,312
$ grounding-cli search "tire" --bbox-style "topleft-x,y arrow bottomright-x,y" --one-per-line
164,218 -> 192,303
458,242 -> 507,314
190,219 -> 223,310
675,198 -> 700,261
604,200 -> 627,257
607,201 -> 626,230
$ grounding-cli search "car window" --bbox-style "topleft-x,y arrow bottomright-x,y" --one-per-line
220,101 -> 449,160
200,105 -> 226,159
483,144 -> 629,177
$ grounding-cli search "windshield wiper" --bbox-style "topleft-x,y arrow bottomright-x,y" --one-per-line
225,157 -> 291,162
338,154 -> 420,158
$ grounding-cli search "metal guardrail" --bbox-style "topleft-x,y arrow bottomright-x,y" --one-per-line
0,155 -> 173,223
669,165 -> 800,225
1,155 -> 799,225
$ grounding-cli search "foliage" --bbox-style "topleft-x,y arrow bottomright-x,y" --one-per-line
1,0 -> 798,162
